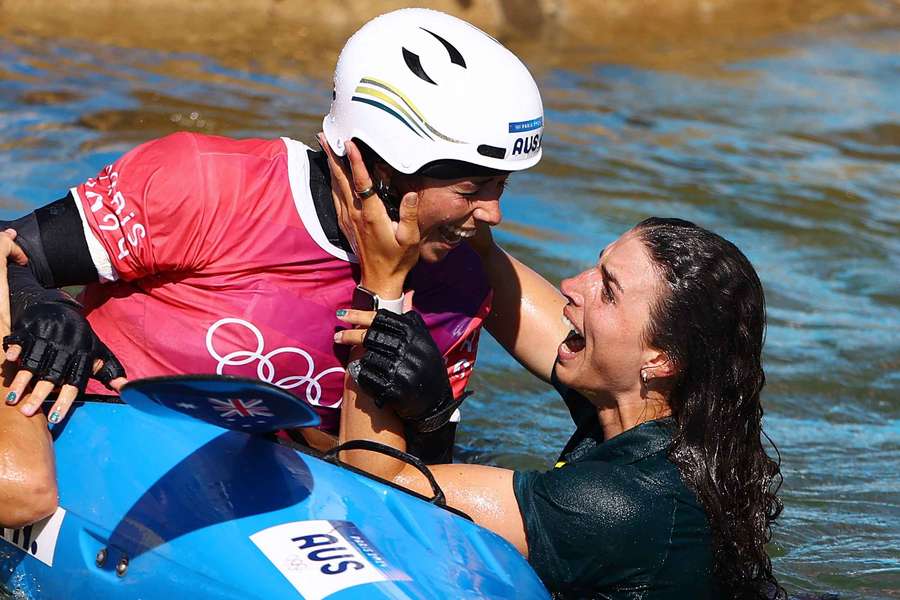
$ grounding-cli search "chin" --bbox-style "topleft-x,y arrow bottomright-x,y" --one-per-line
555,356 -> 591,394
554,360 -> 575,386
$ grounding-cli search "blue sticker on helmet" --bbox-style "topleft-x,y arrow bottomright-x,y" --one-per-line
508,117 -> 543,133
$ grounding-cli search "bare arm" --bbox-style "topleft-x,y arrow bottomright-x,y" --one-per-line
0,397 -> 58,528
337,352 -> 411,477
400,461 -> 527,555
338,369 -> 529,556
0,237 -> 57,528
475,236 -> 569,383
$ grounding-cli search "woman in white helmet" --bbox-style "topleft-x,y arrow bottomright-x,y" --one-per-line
323,8 -> 542,260
0,8 -> 543,527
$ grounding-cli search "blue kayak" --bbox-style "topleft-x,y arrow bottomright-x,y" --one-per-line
0,379 -> 549,599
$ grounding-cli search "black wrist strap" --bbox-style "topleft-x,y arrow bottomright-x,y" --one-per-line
408,392 -> 469,434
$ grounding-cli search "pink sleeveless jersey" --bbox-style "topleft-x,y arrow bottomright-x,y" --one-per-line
71,132 -> 491,432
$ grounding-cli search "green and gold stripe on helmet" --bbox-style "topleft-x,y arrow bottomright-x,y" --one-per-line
352,77 -> 465,144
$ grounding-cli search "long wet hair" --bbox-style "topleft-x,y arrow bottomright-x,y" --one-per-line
635,217 -> 784,599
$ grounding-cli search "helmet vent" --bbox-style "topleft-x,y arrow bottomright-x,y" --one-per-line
477,144 -> 506,159
402,48 -> 437,85
421,28 -> 467,68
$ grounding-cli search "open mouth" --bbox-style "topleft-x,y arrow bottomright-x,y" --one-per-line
560,314 -> 586,355
438,224 -> 476,245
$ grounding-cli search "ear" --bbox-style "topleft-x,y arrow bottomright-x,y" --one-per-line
641,349 -> 677,380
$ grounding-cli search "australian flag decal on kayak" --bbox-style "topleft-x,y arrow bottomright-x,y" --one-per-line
210,398 -> 275,420
120,375 -> 321,434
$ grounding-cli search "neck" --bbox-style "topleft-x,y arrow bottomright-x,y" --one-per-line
592,390 -> 671,441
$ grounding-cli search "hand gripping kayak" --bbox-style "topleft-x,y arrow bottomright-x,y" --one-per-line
119,374 -> 321,433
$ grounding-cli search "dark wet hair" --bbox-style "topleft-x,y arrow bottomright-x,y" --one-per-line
635,217 -> 784,599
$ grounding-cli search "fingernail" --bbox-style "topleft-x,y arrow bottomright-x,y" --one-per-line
333,332 -> 342,343
5,391 -> 16,405
405,194 -> 418,206
347,359 -> 361,382
48,411 -> 61,424
336,309 -> 348,318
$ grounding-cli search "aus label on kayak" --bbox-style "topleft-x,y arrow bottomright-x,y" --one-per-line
251,519 -> 409,599
0,507 -> 66,567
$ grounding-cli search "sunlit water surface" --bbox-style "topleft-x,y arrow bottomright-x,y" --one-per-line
0,8 -> 898,599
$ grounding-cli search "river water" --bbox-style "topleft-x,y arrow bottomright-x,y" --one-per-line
0,3 -> 898,599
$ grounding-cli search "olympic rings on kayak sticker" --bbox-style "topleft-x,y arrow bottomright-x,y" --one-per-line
0,507 -> 66,567
250,520 -> 409,600
205,318 -> 345,407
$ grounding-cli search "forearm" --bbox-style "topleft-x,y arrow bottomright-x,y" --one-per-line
338,355 -> 410,480
481,243 -> 568,382
0,374 -> 58,528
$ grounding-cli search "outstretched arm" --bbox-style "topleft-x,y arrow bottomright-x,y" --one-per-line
402,461 -> 527,555
471,231 -> 569,383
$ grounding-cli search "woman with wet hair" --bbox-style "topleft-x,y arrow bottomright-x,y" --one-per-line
328,147 -> 784,598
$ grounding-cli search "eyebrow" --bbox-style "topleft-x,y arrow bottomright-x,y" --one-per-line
454,179 -> 487,190
600,262 -> 623,294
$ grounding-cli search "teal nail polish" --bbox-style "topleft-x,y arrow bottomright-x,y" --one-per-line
48,411 -> 60,424
336,309 -> 348,317
5,391 -> 16,405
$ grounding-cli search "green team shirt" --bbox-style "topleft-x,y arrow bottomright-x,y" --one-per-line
513,371 -> 719,599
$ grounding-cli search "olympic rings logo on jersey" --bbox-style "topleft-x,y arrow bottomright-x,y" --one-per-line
205,318 -> 345,408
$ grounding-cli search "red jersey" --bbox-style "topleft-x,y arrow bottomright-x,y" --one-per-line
70,133 -> 490,432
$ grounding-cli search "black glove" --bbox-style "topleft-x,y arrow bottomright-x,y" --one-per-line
353,310 -> 465,433
3,300 -> 126,390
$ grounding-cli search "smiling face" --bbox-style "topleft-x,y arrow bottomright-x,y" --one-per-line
393,174 -> 509,263
556,231 -> 669,400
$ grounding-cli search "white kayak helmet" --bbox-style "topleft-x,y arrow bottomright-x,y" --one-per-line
323,8 -> 543,176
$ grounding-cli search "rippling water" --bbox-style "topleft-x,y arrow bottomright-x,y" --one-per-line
1,5 -> 898,599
